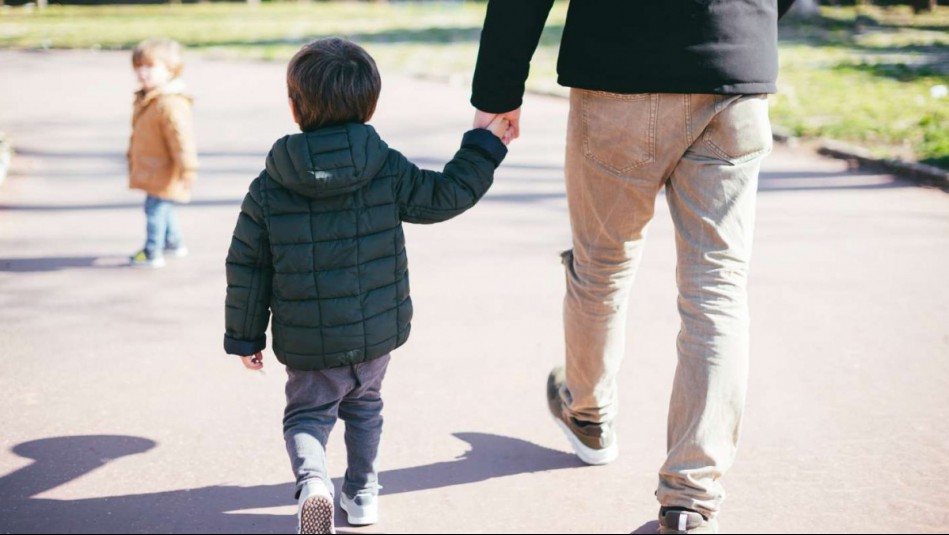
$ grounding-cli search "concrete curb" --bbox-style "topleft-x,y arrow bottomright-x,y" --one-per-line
815,139 -> 949,192
771,126 -> 800,146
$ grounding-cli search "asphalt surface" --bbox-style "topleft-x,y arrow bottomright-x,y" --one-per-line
1,50 -> 947,534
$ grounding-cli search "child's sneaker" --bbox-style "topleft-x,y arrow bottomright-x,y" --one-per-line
547,366 -> 618,465
658,507 -> 719,534
163,243 -> 189,258
129,250 -> 165,269
297,482 -> 335,534
340,491 -> 378,526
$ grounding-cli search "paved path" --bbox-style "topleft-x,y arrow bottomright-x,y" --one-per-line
0,50 -> 947,534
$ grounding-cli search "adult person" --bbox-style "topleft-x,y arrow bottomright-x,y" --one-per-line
471,2 -> 795,533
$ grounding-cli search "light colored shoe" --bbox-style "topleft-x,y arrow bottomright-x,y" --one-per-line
340,491 -> 378,526
297,482 -> 335,534
547,366 -> 618,465
163,244 -> 188,258
129,250 -> 165,269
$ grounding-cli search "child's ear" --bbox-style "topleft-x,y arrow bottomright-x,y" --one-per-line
288,97 -> 299,125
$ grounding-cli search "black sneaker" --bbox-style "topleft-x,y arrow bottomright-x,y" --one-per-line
658,507 -> 719,534
546,366 -> 618,465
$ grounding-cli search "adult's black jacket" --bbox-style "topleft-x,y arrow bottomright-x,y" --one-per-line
472,0 -> 796,113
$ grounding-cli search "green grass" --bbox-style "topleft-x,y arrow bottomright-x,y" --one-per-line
0,2 -> 486,49
775,5 -> 949,167
1,1 -> 946,168
0,1 -> 490,77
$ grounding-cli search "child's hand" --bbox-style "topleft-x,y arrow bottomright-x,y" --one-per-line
486,116 -> 512,144
182,172 -> 197,190
240,352 -> 264,371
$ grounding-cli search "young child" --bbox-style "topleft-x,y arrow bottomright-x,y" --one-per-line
223,37 -> 509,534
127,38 -> 197,268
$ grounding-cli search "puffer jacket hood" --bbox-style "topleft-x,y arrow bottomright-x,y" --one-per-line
265,123 -> 390,200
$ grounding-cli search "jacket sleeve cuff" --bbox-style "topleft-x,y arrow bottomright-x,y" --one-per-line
224,334 -> 266,356
461,128 -> 508,167
471,93 -> 524,115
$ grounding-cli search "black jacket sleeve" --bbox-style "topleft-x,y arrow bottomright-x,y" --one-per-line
393,129 -> 506,224
778,0 -> 797,19
224,174 -> 274,356
471,0 -> 555,113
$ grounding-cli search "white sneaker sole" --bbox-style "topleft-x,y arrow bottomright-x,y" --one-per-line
340,497 -> 378,526
551,414 -> 619,465
164,247 -> 188,258
299,494 -> 335,534
129,259 -> 166,269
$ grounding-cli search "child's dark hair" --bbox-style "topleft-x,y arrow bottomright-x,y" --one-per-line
287,37 -> 382,132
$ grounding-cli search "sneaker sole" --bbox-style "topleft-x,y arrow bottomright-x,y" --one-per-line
658,518 -> 719,534
164,248 -> 188,258
551,413 -> 619,465
129,260 -> 166,269
340,499 -> 377,526
299,494 -> 335,534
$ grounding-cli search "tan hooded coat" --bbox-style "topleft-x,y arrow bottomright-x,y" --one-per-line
128,80 -> 197,202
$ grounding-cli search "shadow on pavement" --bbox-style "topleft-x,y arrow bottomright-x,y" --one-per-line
758,169 -> 909,191
371,432 -> 584,496
0,435 -> 300,534
0,199 -> 242,212
411,155 -> 565,172
2,432 -> 582,533
12,149 -> 266,160
0,256 -> 131,272
631,520 -> 660,534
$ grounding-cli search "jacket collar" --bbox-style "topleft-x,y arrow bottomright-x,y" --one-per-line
135,78 -> 190,106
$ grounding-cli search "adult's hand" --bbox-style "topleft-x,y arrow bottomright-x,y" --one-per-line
473,107 -> 521,144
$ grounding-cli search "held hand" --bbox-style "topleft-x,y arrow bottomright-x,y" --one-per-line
473,109 -> 498,129
474,107 -> 521,144
486,117 -> 511,143
241,352 -> 263,370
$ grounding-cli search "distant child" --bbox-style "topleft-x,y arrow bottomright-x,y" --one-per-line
127,38 -> 197,268
222,37 -> 509,534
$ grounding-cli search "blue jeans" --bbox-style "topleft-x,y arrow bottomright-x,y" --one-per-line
143,195 -> 182,257
284,354 -> 390,500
